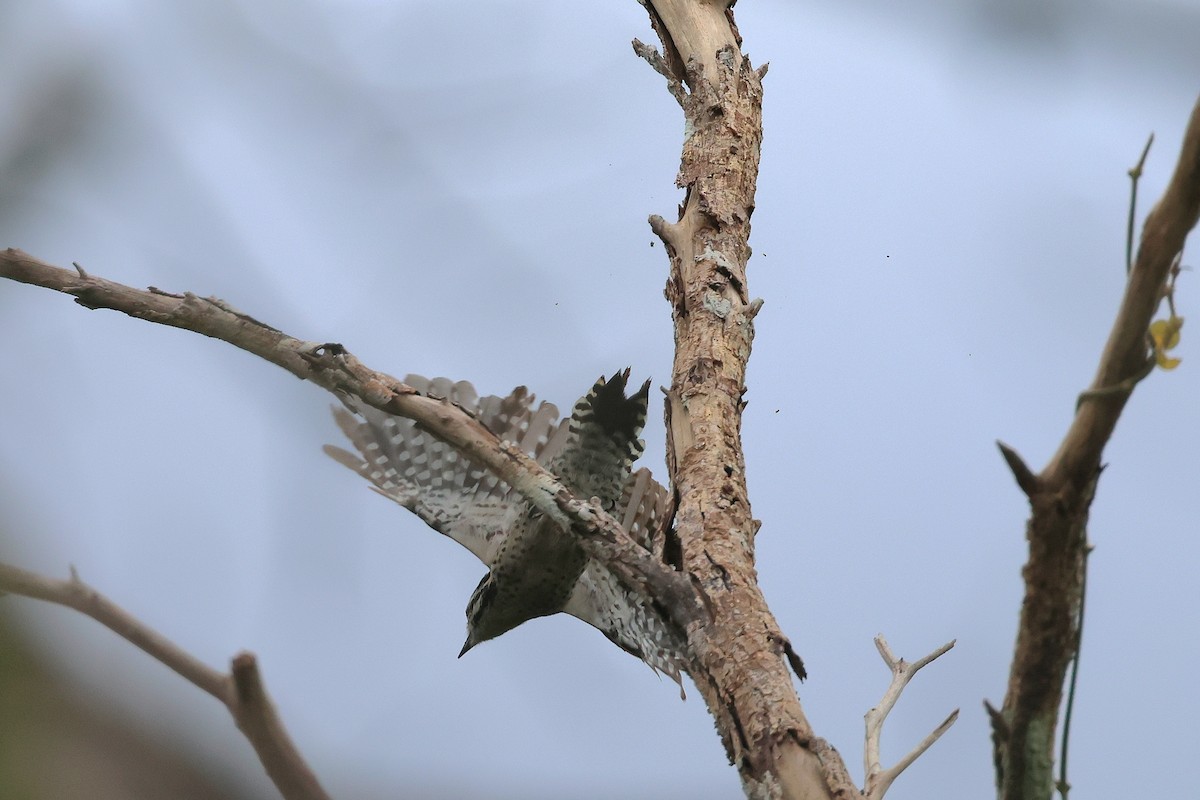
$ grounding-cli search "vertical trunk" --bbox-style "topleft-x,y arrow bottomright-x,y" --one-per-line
644,3 -> 830,796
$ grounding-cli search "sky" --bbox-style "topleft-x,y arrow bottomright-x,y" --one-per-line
1,1 -> 1198,798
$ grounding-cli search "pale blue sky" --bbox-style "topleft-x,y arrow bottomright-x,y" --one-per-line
2,1 -> 1198,798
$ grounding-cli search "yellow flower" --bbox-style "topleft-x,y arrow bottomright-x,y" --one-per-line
1150,316 -> 1184,370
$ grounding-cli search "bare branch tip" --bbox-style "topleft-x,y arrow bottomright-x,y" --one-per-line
631,38 -> 685,104
926,638 -> 956,662
231,651 -> 266,703
1130,131 -> 1155,177
996,440 -> 1038,497
72,261 -> 89,279
874,634 -> 897,666
984,700 -> 1009,739
648,214 -> 682,249
781,637 -> 808,682
869,707 -> 960,799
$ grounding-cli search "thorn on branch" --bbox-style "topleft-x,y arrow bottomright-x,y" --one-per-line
72,261 -> 89,279
996,441 -> 1039,498
782,637 -> 807,682
984,700 -> 1009,740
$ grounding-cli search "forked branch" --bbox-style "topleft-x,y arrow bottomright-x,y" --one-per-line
0,561 -> 330,800
863,636 -> 958,800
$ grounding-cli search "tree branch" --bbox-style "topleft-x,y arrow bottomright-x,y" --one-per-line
0,561 -> 330,800
991,94 -> 1200,799
0,249 -> 702,636
863,636 -> 958,800
1047,96 -> 1200,485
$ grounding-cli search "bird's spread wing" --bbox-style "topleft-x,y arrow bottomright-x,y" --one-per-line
562,467 -> 686,688
328,373 -> 684,684
565,562 -> 686,688
617,466 -> 673,558
324,374 -> 568,565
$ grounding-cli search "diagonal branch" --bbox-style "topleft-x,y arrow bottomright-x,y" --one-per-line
0,561 -> 330,800
1047,96 -> 1200,485
992,94 -> 1200,800
0,250 -> 703,636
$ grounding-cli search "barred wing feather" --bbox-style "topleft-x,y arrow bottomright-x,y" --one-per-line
325,375 -> 667,565
324,375 -> 567,565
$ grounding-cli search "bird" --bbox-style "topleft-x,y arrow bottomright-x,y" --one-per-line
323,370 -> 687,690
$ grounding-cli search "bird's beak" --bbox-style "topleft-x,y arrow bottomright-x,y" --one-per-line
458,638 -> 474,658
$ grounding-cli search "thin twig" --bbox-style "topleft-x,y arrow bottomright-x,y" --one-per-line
230,652 -> 327,800
1056,542 -> 1093,800
0,562 -> 227,700
1126,133 -> 1155,274
0,561 -> 331,800
862,636 -> 958,800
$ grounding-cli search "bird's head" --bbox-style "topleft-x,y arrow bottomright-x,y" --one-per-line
460,572 -> 525,657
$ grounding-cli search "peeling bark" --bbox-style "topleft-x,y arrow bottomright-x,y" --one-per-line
641,3 -> 827,796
